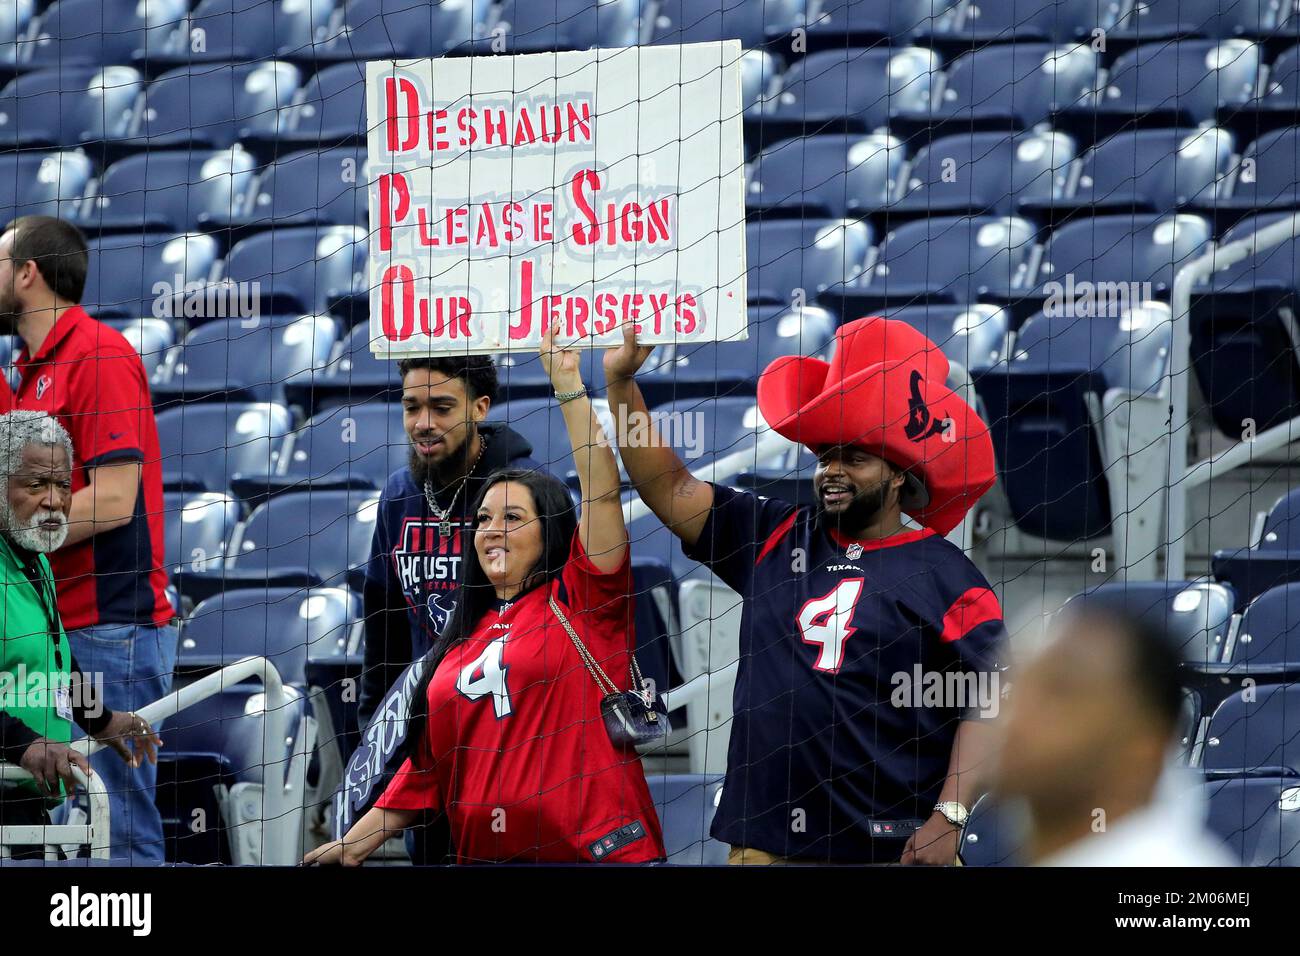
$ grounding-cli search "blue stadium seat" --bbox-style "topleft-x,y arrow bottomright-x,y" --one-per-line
753,47 -> 938,150
149,0 -> 336,66
880,304 -> 1008,377
152,315 -> 339,406
1064,40 -> 1263,140
886,130 -> 1075,222
746,133 -> 903,219
1061,580 -> 1236,667
227,490 -> 379,591
827,215 -> 1036,314
161,491 -> 239,577
939,0 -> 1120,44
310,0 -> 481,61
217,225 -> 367,319
646,395 -> 791,477
959,792 -> 1028,866
662,304 -> 837,399
1223,45 -> 1300,139
1110,0 -> 1293,43
745,218 -> 872,306
1188,211 -> 1300,435
999,213 -> 1211,322
739,49 -> 776,120
0,149 -> 91,228
1217,582 -> 1300,677
974,302 -> 1173,542
1201,683 -> 1300,776
257,402 -> 407,496
805,0 -> 960,49
161,490 -> 240,614
892,43 -> 1098,139
1214,490 -> 1300,609
1030,127 -> 1233,219
270,61 -> 365,149
104,317 -> 175,378
1210,128 -> 1300,222
117,61 -> 298,153
626,507 -> 708,584
284,322 -> 402,414
75,148 -> 258,235
156,401 -> 294,493
82,232 -> 219,320
219,146 -> 367,232
492,349 -> 609,405
645,774 -> 727,865
0,0 -> 34,72
0,65 -> 142,149
156,683 -> 310,864
649,0 -> 804,48
1202,776 -> 1300,866
487,397 -> 582,478
178,586 -> 358,686
489,0 -> 642,53
24,0 -> 185,71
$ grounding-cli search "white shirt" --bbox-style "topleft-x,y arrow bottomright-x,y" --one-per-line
1039,767 -> 1237,867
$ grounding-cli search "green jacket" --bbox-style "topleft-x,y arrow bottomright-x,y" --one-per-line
0,533 -> 73,796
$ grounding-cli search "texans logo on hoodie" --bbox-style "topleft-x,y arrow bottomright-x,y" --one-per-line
392,517 -> 467,613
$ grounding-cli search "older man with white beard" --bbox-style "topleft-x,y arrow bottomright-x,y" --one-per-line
0,411 -> 160,859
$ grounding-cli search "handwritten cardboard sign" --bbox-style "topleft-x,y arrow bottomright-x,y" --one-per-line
366,41 -> 748,356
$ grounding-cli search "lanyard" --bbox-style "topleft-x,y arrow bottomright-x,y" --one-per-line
30,566 -> 64,671
1,535 -> 64,671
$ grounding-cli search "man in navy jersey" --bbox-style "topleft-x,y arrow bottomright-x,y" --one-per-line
357,355 -> 539,862
607,316 -> 1006,864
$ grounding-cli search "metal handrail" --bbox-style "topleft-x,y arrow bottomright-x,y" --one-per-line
0,764 -> 111,861
6,656 -> 295,865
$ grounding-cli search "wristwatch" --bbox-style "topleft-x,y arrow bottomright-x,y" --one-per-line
934,801 -> 970,828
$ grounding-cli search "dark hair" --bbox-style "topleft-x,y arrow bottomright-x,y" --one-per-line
398,355 -> 500,405
1064,604 -> 1186,735
6,216 -> 89,304
405,467 -> 577,748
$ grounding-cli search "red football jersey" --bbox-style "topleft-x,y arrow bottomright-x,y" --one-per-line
375,530 -> 665,864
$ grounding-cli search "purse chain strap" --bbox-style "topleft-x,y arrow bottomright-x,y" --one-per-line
548,595 -> 648,701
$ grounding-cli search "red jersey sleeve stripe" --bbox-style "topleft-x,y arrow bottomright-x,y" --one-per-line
754,511 -> 799,567
940,587 -> 1003,643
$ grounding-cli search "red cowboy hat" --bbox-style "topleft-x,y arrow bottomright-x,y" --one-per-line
756,316 -> 995,534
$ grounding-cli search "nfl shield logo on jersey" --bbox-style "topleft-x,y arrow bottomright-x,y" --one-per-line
846,542 -> 863,560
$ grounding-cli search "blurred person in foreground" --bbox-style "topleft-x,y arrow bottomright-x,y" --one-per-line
992,605 -> 1233,866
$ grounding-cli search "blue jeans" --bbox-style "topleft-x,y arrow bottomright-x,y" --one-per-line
64,622 -> 178,865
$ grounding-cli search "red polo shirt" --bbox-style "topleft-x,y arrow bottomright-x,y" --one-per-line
1,306 -> 173,629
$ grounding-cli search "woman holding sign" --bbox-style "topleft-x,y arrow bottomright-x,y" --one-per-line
306,323 -> 666,865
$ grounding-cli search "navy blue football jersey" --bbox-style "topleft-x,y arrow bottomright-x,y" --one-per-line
683,484 -> 1007,862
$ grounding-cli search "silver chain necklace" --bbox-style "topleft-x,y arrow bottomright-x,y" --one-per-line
423,433 -> 489,537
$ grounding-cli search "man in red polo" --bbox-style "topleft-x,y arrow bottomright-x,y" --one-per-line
0,216 -> 175,864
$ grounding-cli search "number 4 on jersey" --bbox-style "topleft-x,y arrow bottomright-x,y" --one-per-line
456,636 -> 512,718
797,578 -> 865,673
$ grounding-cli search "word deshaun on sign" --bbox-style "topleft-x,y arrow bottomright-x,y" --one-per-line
365,41 -> 748,356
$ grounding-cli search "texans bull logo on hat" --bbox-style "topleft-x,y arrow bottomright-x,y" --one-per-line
757,315 -> 995,535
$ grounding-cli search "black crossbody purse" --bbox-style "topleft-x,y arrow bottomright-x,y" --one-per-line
548,595 -> 671,748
